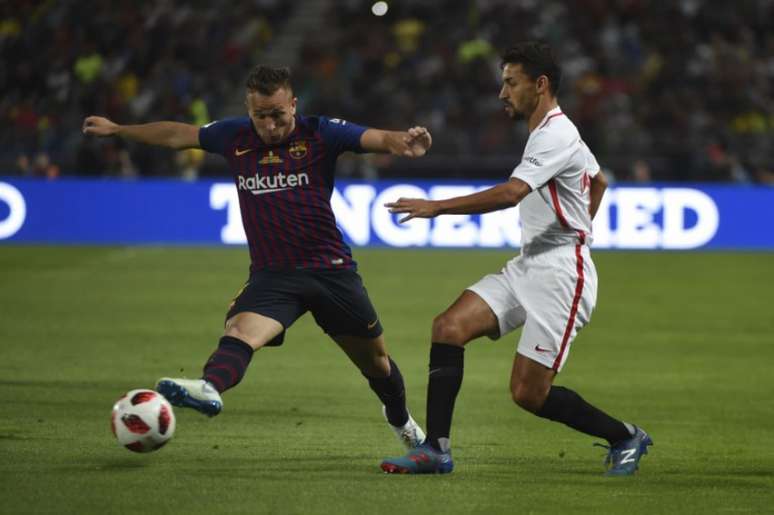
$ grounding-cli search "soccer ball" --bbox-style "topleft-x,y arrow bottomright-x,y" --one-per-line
111,389 -> 176,452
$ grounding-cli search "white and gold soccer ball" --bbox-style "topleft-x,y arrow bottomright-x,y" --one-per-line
111,389 -> 176,452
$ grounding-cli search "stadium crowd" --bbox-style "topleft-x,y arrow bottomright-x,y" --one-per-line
2,0 -> 773,183
1,0 -> 292,179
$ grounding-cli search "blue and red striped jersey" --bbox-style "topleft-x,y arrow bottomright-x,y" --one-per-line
199,114 -> 367,272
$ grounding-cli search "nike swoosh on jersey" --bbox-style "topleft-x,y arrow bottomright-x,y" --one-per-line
234,148 -> 254,156
534,345 -> 552,353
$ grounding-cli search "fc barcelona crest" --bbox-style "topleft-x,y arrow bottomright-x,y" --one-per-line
289,141 -> 308,159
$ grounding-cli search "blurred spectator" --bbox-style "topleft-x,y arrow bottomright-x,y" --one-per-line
16,152 -> 59,179
630,159 -> 652,183
754,165 -> 774,185
0,0 -> 292,178
296,0 -> 773,183
1,0 -> 772,183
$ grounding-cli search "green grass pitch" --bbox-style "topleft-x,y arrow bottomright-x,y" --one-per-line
1,246 -> 772,514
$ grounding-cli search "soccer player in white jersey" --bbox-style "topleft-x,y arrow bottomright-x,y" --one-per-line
381,42 -> 651,476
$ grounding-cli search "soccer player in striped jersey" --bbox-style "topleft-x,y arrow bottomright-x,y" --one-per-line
380,42 -> 651,476
82,65 -> 431,451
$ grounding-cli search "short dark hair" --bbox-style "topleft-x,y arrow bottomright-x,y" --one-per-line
501,42 -> 561,96
246,65 -> 292,95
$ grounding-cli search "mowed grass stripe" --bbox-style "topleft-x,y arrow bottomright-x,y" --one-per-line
0,247 -> 772,514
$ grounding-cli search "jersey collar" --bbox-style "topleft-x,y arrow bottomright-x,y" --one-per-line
537,106 -> 564,130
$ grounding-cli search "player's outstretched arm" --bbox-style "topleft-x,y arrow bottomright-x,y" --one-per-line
386,178 -> 531,223
82,116 -> 201,150
360,126 -> 432,157
589,170 -> 608,220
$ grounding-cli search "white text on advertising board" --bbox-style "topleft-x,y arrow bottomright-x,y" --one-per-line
0,182 -> 26,239
209,184 -> 719,249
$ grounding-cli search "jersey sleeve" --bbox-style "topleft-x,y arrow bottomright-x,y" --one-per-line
198,118 -> 242,156
318,116 -> 369,155
510,131 -> 575,190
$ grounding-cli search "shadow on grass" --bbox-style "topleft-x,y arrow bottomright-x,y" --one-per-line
82,458 -> 152,472
0,433 -> 31,441
167,453 -> 588,481
0,379 -> 132,391
654,467 -> 774,484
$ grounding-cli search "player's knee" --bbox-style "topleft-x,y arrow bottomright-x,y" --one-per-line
223,326 -> 262,350
510,383 -> 545,414
431,314 -> 468,345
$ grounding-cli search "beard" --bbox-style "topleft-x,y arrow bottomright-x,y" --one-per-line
503,102 -> 524,120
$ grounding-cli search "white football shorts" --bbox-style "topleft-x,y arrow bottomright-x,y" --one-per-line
467,244 -> 597,372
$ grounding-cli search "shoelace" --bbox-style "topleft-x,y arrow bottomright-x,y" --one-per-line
400,428 -> 417,444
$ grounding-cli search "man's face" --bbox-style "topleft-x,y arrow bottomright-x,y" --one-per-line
498,63 -> 538,120
246,87 -> 297,144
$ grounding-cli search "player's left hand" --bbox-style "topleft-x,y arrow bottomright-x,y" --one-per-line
403,126 -> 432,157
385,197 -> 439,223
82,115 -> 120,136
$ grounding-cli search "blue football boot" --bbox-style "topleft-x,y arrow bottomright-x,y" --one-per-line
380,443 -> 454,474
597,426 -> 653,476
156,378 -> 223,417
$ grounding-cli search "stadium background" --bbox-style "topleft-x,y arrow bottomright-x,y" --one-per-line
1,1 -> 773,514
3,0 -> 773,182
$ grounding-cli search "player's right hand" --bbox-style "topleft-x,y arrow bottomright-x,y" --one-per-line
403,126 -> 432,157
385,197 -> 440,223
82,116 -> 119,137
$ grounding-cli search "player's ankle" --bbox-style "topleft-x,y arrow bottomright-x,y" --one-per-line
426,437 -> 449,453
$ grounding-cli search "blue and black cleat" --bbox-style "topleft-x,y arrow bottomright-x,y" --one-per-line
380,443 -> 454,474
156,378 -> 223,417
597,426 -> 653,476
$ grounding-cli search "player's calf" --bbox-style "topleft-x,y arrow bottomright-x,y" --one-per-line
201,336 -> 255,392
535,385 -> 633,444
362,357 -> 410,428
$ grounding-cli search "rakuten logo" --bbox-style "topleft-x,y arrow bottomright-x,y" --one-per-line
237,171 -> 309,195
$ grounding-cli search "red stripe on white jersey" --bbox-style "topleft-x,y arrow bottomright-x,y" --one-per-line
548,179 -> 570,228
548,180 -> 587,245
549,179 -> 587,370
552,242 -> 585,371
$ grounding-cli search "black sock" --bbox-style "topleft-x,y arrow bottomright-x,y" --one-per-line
536,386 -> 632,444
202,336 -> 254,393
363,357 -> 409,427
426,343 -> 465,453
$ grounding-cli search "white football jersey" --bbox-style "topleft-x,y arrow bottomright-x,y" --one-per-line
510,106 -> 600,254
